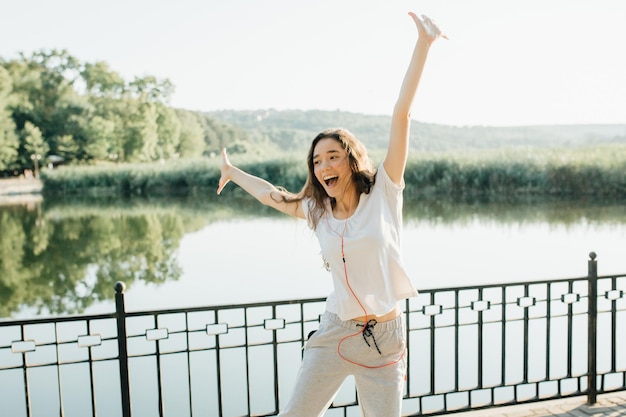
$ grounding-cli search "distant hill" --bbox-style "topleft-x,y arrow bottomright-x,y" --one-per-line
206,109 -> 626,152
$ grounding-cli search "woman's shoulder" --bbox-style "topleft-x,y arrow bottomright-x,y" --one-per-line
375,162 -> 404,191
366,164 -> 403,203
301,196 -> 330,230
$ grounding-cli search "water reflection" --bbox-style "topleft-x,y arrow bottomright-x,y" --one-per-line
0,195 -> 624,320
1,203 -> 183,318
404,195 -> 626,227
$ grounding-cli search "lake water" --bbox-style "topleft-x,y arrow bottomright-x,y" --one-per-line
1,196 -> 625,416
120,217 -> 626,312
1,196 -> 625,320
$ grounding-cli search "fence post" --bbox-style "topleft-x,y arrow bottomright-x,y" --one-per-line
587,252 -> 598,405
115,281 -> 132,417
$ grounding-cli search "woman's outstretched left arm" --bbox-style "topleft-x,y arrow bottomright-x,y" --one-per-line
384,13 -> 446,185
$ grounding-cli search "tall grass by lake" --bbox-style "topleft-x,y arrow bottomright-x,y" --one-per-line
41,145 -> 626,199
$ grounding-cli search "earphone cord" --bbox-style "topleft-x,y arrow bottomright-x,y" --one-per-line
329,215 -> 405,369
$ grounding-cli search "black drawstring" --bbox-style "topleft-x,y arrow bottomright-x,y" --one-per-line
357,319 -> 381,355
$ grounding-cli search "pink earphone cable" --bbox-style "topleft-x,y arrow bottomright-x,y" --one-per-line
327,214 -> 405,369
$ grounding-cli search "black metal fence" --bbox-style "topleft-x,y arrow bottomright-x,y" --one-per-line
1,252 -> 624,416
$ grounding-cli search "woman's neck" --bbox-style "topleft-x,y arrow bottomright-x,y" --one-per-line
332,189 -> 359,220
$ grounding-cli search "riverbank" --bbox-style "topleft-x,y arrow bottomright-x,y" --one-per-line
0,177 -> 43,194
0,178 -> 43,205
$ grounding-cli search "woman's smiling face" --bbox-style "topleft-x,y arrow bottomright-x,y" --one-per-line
312,137 -> 353,198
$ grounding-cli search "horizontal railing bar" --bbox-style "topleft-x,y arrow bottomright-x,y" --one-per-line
0,313 -> 117,327
4,273 -> 624,328
122,297 -> 328,318
0,357 -> 120,370
420,275 -> 590,292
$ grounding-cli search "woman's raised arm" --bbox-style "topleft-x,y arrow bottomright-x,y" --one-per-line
384,13 -> 446,185
217,148 -> 305,219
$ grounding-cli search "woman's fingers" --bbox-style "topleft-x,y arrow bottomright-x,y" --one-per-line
217,148 -> 230,195
423,14 -> 449,40
410,12 -> 448,42
217,178 -> 229,195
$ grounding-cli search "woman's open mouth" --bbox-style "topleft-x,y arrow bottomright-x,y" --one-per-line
324,175 -> 339,187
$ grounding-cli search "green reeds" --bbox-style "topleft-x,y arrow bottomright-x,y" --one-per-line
41,145 -> 626,199
404,145 -> 626,198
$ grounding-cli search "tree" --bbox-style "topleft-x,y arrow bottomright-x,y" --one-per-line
81,61 -> 125,98
54,134 -> 79,162
21,121 -> 49,175
76,115 -> 115,161
20,50 -> 82,136
121,100 -> 159,162
88,96 -> 126,162
175,109 -> 205,158
197,114 -> 220,154
156,104 -> 181,159
2,48 -> 251,168
4,50 -> 87,167
0,66 -> 19,170
128,75 -> 174,104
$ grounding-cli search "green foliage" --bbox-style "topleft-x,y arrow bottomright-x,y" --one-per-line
40,144 -> 626,200
2,48 -> 624,181
0,66 -> 19,170
404,146 -> 626,198
0,49 -> 245,172
81,61 -> 125,98
156,104 -> 182,159
21,121 -> 49,172
175,109 -> 206,157
41,157 -> 220,196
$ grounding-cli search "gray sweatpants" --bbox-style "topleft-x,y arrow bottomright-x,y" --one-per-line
279,311 -> 407,417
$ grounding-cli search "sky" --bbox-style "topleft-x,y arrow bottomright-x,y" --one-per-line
1,0 -> 625,127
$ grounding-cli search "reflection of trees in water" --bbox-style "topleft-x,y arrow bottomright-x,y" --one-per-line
1,195 -> 624,318
0,201 -> 193,318
0,195 -> 285,318
404,195 -> 626,227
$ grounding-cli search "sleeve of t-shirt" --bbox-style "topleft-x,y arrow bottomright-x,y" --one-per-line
301,197 -> 315,230
377,163 -> 405,196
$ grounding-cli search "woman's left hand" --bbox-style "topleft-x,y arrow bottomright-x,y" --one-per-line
217,148 -> 232,195
409,13 -> 447,45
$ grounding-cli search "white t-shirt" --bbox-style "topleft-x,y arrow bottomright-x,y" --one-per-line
303,164 -> 418,321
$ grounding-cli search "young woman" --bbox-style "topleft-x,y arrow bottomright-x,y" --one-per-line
217,11 -> 445,417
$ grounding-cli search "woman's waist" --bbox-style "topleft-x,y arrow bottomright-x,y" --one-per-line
351,305 -> 402,323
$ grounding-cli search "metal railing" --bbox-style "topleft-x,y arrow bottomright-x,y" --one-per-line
1,252 -> 624,416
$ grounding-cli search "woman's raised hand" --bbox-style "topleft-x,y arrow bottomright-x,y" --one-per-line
409,13 -> 447,45
216,148 -> 231,195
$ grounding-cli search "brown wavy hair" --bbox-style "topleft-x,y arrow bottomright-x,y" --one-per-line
281,128 -> 376,229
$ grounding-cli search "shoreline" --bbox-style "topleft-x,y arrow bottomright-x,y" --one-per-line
0,178 -> 43,205
0,178 -> 43,195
